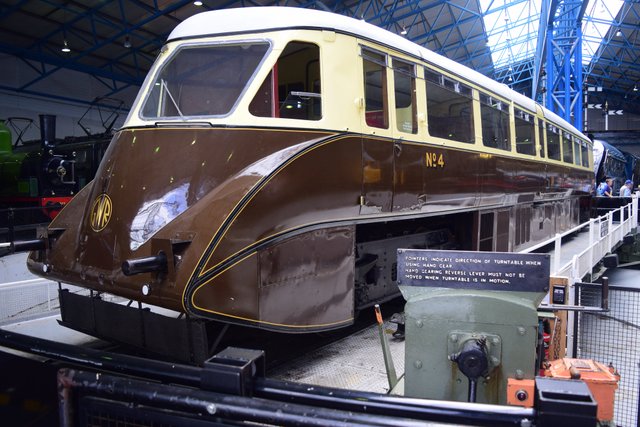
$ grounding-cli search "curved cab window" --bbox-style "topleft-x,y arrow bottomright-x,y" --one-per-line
425,69 -> 474,143
142,42 -> 269,119
515,108 -> 535,155
480,93 -> 510,151
250,42 -> 321,120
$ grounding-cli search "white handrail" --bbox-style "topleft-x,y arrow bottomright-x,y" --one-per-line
526,196 -> 638,358
521,196 -> 638,280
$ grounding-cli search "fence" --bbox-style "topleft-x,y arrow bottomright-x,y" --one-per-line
575,282 -> 640,427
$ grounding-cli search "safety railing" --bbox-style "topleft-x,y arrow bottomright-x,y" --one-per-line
521,196 -> 638,280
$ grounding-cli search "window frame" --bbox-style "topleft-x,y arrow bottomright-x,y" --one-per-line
514,107 -> 536,156
138,39 -> 273,121
424,67 -> 475,144
392,57 -> 418,134
479,92 -> 512,151
361,46 -> 390,130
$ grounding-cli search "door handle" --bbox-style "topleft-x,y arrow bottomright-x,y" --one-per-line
394,142 -> 402,157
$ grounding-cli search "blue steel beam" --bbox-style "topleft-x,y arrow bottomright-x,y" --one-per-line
583,1 -> 640,79
0,41 -> 143,86
0,84 -> 132,113
532,0 -> 550,102
546,0 -> 584,130
11,1 -> 190,93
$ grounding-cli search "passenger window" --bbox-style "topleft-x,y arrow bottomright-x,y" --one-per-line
562,132 -> 573,164
546,124 -> 561,160
538,119 -> 545,157
573,136 -> 581,165
393,59 -> 417,134
362,48 -> 388,129
480,93 -> 510,151
425,69 -> 474,143
249,42 -> 321,120
515,108 -> 535,155
581,140 -> 590,167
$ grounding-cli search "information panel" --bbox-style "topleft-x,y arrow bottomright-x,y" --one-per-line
397,249 -> 550,292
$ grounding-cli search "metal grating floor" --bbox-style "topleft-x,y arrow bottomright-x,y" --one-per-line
269,321 -> 405,394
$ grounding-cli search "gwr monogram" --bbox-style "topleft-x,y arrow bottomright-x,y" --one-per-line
90,193 -> 112,232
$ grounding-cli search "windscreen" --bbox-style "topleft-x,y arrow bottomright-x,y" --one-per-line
141,42 -> 270,119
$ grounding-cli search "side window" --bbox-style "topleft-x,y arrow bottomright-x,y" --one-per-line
546,124 -> 561,160
573,136 -> 582,165
425,69 -> 474,143
515,108 -> 535,155
562,132 -> 573,164
362,48 -> 388,129
480,93 -> 510,151
249,42 -> 321,120
393,58 -> 417,134
581,140 -> 590,167
538,119 -> 545,157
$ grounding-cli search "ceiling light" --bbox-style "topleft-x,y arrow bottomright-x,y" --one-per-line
124,36 -> 132,48
634,85 -> 638,92
61,40 -> 70,53
193,0 -> 203,5
616,30 -> 622,37
401,27 -> 407,35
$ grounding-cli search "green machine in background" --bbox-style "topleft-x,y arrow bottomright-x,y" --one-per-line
395,249 -> 550,405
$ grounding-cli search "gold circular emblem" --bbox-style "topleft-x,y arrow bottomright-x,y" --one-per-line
90,193 -> 113,232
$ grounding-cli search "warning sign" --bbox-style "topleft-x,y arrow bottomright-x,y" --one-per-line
397,249 -> 550,292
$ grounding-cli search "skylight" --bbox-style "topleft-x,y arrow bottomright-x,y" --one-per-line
480,0 -> 541,71
582,0 -> 624,65
480,0 -> 623,71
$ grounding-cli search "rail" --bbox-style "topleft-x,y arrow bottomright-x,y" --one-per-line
521,195 -> 638,280
0,329 -> 598,426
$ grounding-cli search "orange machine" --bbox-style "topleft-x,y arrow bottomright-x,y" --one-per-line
545,358 -> 619,422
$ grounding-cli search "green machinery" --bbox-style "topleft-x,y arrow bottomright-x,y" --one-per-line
391,249 -> 550,405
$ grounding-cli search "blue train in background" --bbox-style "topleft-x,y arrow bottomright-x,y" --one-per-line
593,139 -> 640,195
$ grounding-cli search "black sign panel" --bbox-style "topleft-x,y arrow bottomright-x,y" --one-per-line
397,249 -> 550,292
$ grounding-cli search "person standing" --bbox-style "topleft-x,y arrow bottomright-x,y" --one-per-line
619,179 -> 633,197
597,178 -> 613,197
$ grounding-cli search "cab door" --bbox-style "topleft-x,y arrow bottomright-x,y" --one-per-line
389,57 -> 422,212
360,46 -> 394,213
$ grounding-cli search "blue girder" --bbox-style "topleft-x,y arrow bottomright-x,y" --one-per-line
544,0 -> 584,129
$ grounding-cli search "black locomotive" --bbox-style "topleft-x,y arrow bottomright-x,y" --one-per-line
0,100 -> 121,229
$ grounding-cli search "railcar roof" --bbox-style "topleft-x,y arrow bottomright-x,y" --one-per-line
169,7 -> 587,141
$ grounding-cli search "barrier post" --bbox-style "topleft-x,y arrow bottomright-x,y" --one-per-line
608,212 -> 614,252
554,233 -> 561,274
589,218 -> 595,278
633,193 -> 639,227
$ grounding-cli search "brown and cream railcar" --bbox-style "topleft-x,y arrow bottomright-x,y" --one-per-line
25,7 -> 593,342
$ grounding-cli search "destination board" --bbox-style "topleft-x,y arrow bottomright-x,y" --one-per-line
397,249 -> 550,292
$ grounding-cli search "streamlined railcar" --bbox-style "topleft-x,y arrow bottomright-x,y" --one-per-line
20,7 -> 593,360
